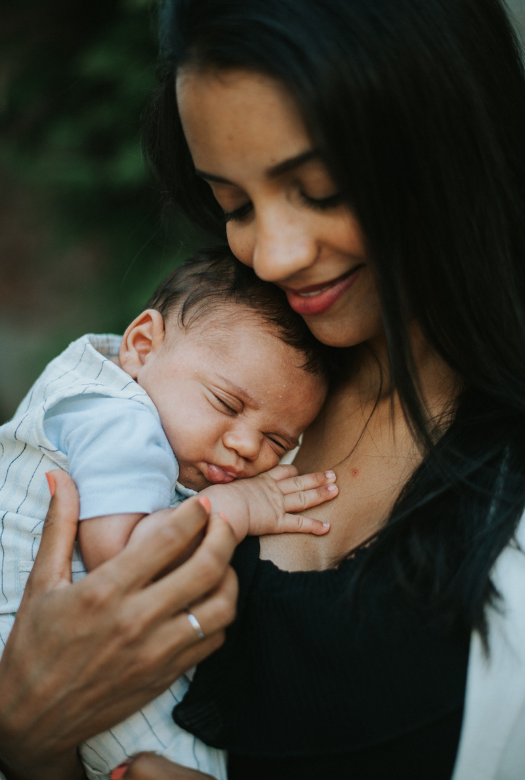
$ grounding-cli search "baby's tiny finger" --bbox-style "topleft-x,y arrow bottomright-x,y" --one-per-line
281,513 -> 331,535
283,483 -> 338,513
278,470 -> 336,495
264,464 -> 299,481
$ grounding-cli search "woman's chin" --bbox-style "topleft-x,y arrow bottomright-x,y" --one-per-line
302,313 -> 382,349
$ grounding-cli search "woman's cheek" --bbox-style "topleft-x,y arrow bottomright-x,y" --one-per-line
227,225 -> 254,267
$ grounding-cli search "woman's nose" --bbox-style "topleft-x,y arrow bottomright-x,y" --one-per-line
251,207 -> 318,283
222,427 -> 263,462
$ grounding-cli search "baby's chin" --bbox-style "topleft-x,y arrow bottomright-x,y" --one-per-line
176,462 -> 210,492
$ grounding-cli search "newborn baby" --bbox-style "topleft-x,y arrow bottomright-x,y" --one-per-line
0,247 -> 337,780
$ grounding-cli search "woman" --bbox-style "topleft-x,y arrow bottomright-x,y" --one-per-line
2,0 -> 525,777
141,0 -> 525,776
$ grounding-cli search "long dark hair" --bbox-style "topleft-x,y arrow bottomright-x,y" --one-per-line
144,0 -> 525,642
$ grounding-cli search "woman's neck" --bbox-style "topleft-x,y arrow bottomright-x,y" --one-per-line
353,320 -> 461,424
260,322 -> 462,571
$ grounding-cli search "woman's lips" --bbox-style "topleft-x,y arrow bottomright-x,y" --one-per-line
283,267 -> 362,316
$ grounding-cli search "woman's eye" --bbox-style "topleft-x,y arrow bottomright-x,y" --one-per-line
300,191 -> 343,210
223,202 -> 253,223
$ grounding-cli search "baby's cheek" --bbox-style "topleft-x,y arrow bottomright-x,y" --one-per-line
260,448 -> 281,474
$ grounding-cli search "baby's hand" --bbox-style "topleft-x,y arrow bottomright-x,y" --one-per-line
200,464 -> 337,542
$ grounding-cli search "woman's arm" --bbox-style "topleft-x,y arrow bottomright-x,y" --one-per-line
120,754 -> 216,779
0,471 -> 237,780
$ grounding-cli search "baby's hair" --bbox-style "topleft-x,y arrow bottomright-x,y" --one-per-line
147,246 -> 330,378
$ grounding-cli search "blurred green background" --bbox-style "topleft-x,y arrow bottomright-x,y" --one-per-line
0,0 -> 209,422
1,0 -> 525,422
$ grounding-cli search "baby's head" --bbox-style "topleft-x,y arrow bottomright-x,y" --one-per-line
119,247 -> 329,490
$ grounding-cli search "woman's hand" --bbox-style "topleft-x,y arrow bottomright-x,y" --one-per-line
0,471 -> 237,780
121,753 -> 216,779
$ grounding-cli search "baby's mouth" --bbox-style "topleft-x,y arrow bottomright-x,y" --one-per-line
202,463 -> 236,484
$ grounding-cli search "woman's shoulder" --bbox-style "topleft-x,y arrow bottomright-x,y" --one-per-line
453,510 -> 525,780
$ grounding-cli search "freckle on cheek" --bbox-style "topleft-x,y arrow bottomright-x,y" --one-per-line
351,468 -> 360,477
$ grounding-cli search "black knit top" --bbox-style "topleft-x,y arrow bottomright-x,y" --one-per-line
174,537 -> 470,779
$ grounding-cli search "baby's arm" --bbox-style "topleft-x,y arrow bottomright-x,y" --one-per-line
78,465 -> 336,569
44,395 -> 179,571
78,513 -> 145,570
200,464 -> 338,543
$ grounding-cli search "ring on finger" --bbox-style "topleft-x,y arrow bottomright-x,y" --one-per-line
187,611 -> 205,640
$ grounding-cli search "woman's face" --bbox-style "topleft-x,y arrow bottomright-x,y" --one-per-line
177,68 -> 383,347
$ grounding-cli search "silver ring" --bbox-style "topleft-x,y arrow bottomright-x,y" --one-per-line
187,612 -> 205,640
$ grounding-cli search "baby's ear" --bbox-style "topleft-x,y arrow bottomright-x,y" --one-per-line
119,309 -> 165,378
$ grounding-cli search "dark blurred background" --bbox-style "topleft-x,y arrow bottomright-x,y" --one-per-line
0,0 -> 209,422
1,0 -> 525,422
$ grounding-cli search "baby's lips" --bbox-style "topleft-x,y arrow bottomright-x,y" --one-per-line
204,462 -> 235,484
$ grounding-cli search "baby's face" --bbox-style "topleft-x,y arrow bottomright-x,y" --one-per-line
136,312 -> 327,491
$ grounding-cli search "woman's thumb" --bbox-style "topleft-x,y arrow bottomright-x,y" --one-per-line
26,470 -> 80,593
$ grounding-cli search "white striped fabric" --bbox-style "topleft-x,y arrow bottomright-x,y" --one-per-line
0,334 -> 226,780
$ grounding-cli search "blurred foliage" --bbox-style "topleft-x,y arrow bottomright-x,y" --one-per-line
0,0 -> 207,420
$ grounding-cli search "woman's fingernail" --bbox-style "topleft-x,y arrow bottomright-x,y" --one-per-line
325,471 -> 336,479
327,484 -> 338,492
111,763 -> 131,780
45,473 -> 56,497
322,522 -> 331,528
198,496 -> 211,512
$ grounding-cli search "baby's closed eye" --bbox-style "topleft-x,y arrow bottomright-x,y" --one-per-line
206,387 -> 242,415
214,394 -> 238,414
265,434 -> 288,453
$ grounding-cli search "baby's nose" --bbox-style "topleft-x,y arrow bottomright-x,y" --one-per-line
223,428 -> 262,461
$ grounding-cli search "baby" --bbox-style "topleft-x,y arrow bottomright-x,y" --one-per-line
0,247 -> 337,780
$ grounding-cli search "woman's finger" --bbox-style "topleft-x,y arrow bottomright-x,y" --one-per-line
154,568 -> 238,676
135,514 -> 237,623
177,566 -> 238,643
111,496 -> 213,591
277,470 -> 336,495
137,566 -> 238,659
125,751 -> 215,779
134,567 -> 238,680
160,629 -> 227,686
25,470 -> 80,596
282,483 -> 338,514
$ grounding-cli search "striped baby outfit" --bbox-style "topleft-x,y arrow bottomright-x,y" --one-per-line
0,334 -> 227,780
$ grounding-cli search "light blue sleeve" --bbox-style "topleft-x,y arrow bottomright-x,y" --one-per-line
44,394 -> 178,520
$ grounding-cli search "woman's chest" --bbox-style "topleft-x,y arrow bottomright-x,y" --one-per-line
260,393 -> 421,570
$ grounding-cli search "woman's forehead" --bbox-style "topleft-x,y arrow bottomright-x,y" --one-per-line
176,67 -> 311,175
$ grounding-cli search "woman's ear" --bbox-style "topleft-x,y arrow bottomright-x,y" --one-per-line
119,309 -> 165,379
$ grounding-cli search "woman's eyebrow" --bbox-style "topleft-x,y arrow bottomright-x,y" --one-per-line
267,149 -> 319,178
194,149 -> 319,185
